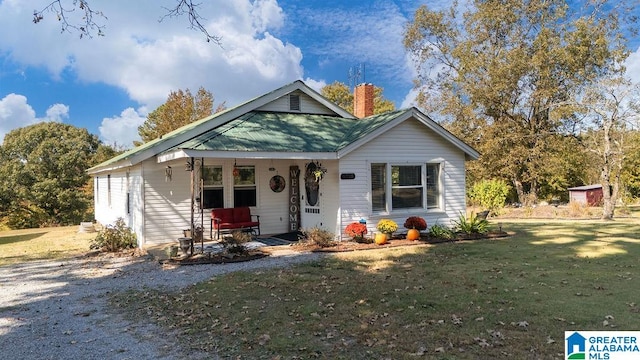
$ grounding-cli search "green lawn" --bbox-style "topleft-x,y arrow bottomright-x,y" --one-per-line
0,226 -> 95,266
112,218 -> 640,359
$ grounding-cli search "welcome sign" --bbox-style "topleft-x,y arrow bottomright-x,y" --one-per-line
289,166 -> 300,231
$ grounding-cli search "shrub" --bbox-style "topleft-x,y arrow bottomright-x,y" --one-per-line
451,212 -> 489,235
403,216 -> 427,230
376,219 -> 398,234
345,222 -> 367,240
221,230 -> 251,254
90,218 -> 137,252
428,223 -> 455,239
469,179 -> 510,215
301,227 -> 335,248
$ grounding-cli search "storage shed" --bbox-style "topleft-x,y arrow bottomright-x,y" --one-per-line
568,185 -> 603,206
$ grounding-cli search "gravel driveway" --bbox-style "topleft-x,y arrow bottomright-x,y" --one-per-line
0,250 -> 322,360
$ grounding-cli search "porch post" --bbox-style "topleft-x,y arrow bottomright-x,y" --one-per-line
190,157 -> 195,255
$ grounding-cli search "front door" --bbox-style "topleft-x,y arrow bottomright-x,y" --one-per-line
300,161 -> 323,228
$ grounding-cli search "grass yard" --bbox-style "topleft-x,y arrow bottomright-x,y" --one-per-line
0,226 -> 95,266
112,218 -> 640,359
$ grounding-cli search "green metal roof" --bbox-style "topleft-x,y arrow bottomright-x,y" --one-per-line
177,109 -> 409,153
87,80 -> 358,173
87,80 -> 478,175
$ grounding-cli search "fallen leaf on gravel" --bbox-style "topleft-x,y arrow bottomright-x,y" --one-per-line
258,334 -> 270,345
409,346 -> 427,356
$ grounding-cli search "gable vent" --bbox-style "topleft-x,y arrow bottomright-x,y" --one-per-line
289,94 -> 300,111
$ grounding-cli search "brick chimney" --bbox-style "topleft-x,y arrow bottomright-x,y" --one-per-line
353,83 -> 374,118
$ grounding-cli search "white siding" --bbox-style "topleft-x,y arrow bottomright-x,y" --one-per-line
141,158 -> 303,245
257,90 -> 336,115
94,171 -> 129,225
142,158 -> 192,246
319,160 -> 340,237
339,118 -> 468,239
253,159 -> 292,235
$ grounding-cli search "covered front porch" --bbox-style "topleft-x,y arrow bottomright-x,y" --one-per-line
144,153 -> 340,249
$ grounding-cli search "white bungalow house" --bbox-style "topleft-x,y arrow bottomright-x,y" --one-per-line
88,80 -> 479,248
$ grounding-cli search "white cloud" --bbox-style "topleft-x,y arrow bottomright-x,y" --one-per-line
45,104 -> 70,122
302,77 -> 327,93
0,0 -> 303,110
98,107 -> 148,148
625,47 -> 640,84
283,2 -> 413,84
0,94 -> 68,143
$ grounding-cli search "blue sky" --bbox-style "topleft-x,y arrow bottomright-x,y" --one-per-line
0,0 -> 639,147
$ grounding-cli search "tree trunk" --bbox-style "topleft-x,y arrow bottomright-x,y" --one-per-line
601,120 -> 616,220
513,179 -> 525,205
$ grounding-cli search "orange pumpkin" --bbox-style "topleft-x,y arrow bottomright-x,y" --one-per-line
374,232 -> 388,245
406,228 -> 420,241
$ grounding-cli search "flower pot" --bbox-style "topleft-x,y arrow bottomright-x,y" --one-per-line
374,232 -> 388,245
406,228 -> 420,241
178,237 -> 193,256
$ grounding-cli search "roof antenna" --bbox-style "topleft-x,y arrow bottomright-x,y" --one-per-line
348,63 -> 365,89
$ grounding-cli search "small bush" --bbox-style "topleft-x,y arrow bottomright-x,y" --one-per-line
345,222 -> 367,240
469,179 -> 510,215
301,227 -> 335,248
451,212 -> 489,235
90,218 -> 137,252
403,216 -> 427,230
428,224 -> 455,239
376,219 -> 398,234
221,231 -> 252,254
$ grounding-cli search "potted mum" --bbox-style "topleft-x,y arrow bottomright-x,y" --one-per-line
345,222 -> 368,242
375,219 -> 398,244
403,216 -> 427,241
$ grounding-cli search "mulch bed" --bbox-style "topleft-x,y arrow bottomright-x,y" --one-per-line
161,251 -> 268,266
160,231 -> 512,264
307,231 -> 511,253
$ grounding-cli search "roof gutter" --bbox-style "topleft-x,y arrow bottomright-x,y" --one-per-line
157,149 -> 338,163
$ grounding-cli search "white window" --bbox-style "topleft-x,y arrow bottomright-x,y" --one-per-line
202,166 -> 223,209
371,163 -> 386,212
370,163 -> 442,212
233,165 -> 256,207
426,164 -> 440,209
392,165 -> 423,209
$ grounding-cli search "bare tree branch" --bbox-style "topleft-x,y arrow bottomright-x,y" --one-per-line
160,0 -> 222,45
33,0 -> 106,38
32,0 -> 222,45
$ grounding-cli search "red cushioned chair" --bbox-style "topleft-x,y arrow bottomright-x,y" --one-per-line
210,207 -> 260,239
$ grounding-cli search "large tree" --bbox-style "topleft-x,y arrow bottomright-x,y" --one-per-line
621,131 -> 640,200
577,78 -> 640,219
404,0 -> 632,205
136,87 -> 225,145
321,81 -> 395,115
33,0 -> 221,44
0,122 -> 100,228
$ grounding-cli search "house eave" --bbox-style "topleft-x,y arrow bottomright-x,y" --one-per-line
87,160 -> 134,175
157,149 -> 338,163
